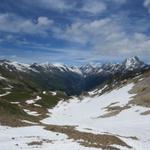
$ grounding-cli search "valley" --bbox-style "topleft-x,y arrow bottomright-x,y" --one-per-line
0,57 -> 150,150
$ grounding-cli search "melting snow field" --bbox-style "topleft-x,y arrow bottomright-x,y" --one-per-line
0,83 -> 150,149
0,126 -> 99,150
41,83 -> 150,150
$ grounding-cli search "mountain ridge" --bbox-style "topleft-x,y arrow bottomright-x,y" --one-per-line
0,56 -> 149,95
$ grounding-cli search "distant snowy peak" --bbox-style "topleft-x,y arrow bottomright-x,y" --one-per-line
80,63 -> 102,74
80,62 -> 121,75
30,62 -> 83,75
80,56 -> 149,76
0,56 -> 148,75
122,56 -> 145,70
101,63 -> 120,71
50,63 -> 82,74
0,60 -> 35,72
80,64 -> 94,74
68,66 -> 83,75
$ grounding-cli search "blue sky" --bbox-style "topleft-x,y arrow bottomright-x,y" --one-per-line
0,0 -> 150,65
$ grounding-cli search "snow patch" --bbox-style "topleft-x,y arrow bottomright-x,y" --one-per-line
26,96 -> 41,104
11,102 -> 20,105
0,75 -> 7,80
0,91 -> 11,97
50,91 -> 57,96
23,109 -> 40,116
88,85 -> 108,95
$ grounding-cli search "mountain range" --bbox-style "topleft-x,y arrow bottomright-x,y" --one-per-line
0,56 -> 149,95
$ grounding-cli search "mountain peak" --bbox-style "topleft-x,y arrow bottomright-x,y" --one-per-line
125,56 -> 140,62
123,56 -> 145,70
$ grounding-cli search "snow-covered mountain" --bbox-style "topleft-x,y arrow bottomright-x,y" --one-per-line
80,56 -> 149,75
0,56 -> 148,75
0,56 -> 149,95
123,56 -> 145,70
0,59 -> 34,72
30,62 -> 82,75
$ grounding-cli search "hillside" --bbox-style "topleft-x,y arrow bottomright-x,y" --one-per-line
0,57 -> 150,150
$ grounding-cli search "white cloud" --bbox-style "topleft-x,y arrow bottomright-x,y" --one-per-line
0,13 -> 54,35
111,0 -> 127,4
56,18 -> 121,44
18,0 -> 127,15
144,0 -> 150,6
144,0 -> 150,12
37,16 -> 54,26
54,16 -> 150,57
80,0 -> 126,15
81,0 -> 106,14
28,0 -> 75,11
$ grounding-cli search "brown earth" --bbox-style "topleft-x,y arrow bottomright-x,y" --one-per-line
45,125 -> 132,150
100,105 -> 131,118
129,71 -> 150,108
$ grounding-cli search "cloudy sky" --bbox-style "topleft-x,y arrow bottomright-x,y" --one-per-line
0,0 -> 150,64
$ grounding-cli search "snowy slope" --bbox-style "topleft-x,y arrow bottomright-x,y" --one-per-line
0,57 -> 150,150
0,126 -> 99,150
41,83 -> 150,150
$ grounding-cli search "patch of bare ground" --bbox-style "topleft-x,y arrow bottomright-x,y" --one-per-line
103,132 -> 138,141
0,100 -> 50,127
27,139 -> 53,147
0,99 -> 50,127
28,141 -> 43,146
45,125 -> 132,150
0,100 -> 39,127
100,105 -> 131,118
140,110 -> 150,115
129,71 -> 150,108
0,111 -> 41,127
0,115 -> 30,127
20,104 -> 49,120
